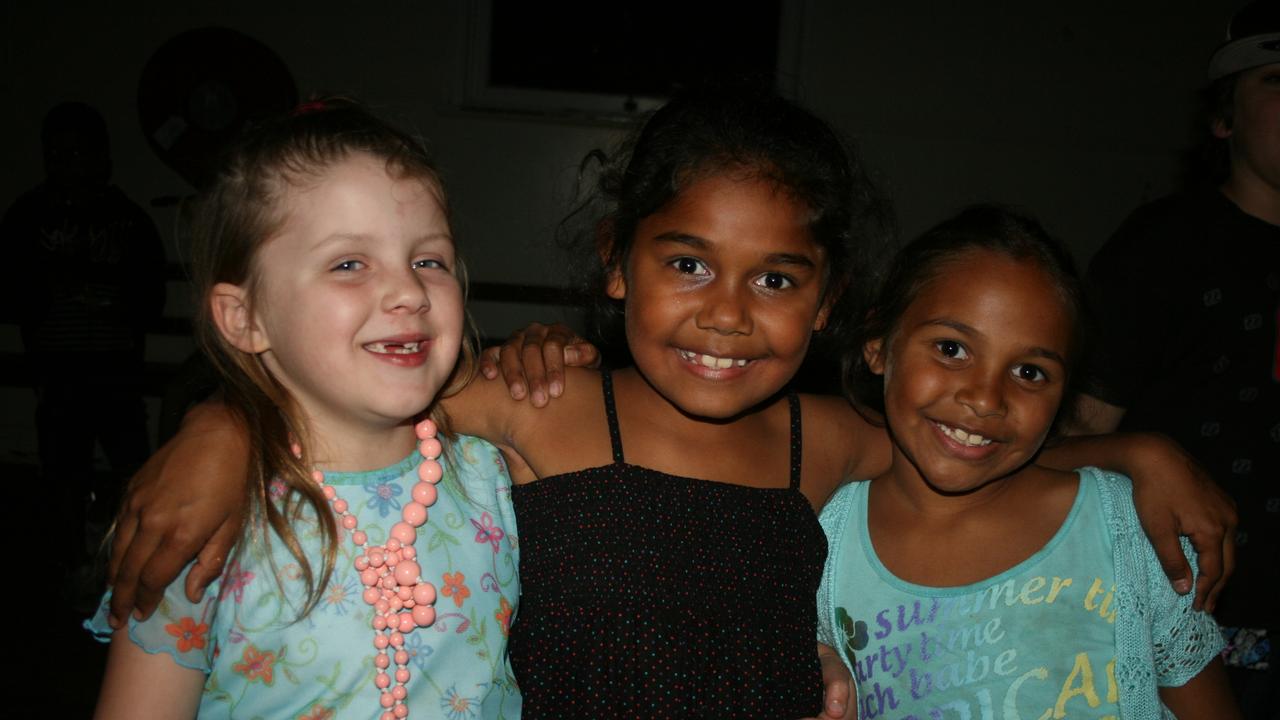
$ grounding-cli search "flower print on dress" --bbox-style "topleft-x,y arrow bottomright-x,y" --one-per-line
363,476 -> 404,517
470,511 -> 505,554
440,684 -> 480,720
217,558 -> 256,603
268,477 -> 288,500
495,596 -> 513,637
296,705 -> 335,720
442,571 -> 471,608
232,644 -> 277,685
165,616 -> 209,653
318,575 -> 359,616
402,627 -> 436,671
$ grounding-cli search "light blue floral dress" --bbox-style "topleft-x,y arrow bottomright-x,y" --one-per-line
88,435 -> 521,719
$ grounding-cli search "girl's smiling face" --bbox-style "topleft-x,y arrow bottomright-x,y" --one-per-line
608,171 -> 831,420
232,152 -> 463,444
866,249 -> 1074,495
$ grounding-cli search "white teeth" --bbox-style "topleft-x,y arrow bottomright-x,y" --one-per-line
678,350 -> 749,369
937,422 -> 992,447
366,341 -> 421,354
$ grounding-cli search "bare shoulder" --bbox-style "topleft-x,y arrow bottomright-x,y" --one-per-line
1016,464 -> 1082,516
801,394 -> 890,473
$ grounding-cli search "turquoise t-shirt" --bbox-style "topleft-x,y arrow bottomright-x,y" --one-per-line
817,468 -> 1223,720
88,434 -> 522,720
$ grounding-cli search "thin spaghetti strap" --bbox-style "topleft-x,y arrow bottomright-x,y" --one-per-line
788,393 -> 802,489
601,367 -> 625,463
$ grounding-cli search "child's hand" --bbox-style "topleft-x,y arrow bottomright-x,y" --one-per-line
107,400 -> 250,628
478,322 -> 600,407
1041,431 -> 1237,611
1127,433 -> 1237,612
804,643 -> 852,719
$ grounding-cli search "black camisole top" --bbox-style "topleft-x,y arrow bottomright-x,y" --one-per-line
509,368 -> 828,718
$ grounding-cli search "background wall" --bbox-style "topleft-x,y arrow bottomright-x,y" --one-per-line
0,0 -> 1236,462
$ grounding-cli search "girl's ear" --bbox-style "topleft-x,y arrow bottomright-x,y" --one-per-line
863,338 -> 887,375
598,216 -> 627,300
605,264 -> 627,300
813,297 -> 834,332
1211,114 -> 1232,140
210,282 -> 270,353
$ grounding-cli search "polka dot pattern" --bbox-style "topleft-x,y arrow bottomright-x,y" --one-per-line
509,369 -> 826,717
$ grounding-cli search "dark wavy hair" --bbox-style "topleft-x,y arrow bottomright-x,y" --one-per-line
563,85 -> 895,368
843,204 -> 1090,433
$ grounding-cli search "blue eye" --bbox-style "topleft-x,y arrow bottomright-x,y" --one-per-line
755,272 -> 794,290
935,340 -> 969,360
1013,363 -> 1048,384
332,259 -> 365,272
671,257 -> 709,276
413,258 -> 448,271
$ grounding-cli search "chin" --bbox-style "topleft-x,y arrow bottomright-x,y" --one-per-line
668,390 -> 773,422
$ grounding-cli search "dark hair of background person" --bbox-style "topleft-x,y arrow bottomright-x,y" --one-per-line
41,101 -> 112,186
1181,0 -> 1279,188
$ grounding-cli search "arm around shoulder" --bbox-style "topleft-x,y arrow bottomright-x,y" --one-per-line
1041,432 -> 1236,610
801,394 -> 890,504
108,398 -> 251,626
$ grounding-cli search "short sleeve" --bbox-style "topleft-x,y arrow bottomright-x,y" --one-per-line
85,560 -> 225,674
1092,468 -> 1225,690
815,483 -> 858,663
1146,536 -> 1226,687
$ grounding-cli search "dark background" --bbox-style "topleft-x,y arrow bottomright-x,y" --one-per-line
0,0 -> 1236,713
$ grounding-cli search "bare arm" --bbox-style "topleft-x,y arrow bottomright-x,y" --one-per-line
107,400 -> 249,627
1158,658 -> 1240,720
1040,432 -> 1236,611
94,634 -> 205,719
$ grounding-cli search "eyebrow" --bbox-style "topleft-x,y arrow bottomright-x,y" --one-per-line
312,231 -> 453,249
652,231 -> 817,268
921,318 -> 1067,366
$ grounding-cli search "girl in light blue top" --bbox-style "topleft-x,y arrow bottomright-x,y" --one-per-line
817,205 -> 1237,719
89,99 -> 521,719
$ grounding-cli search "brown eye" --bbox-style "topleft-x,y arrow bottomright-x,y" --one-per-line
755,272 -> 794,290
1013,363 -> 1048,383
671,257 -> 709,276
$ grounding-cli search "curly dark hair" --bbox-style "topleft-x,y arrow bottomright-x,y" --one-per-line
843,204 -> 1091,433
563,85 -> 895,372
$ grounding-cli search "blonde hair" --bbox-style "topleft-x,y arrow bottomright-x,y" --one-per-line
191,98 -> 476,617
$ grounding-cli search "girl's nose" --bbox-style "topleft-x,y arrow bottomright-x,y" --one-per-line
383,266 -> 431,314
694,284 -> 752,335
955,371 -> 1006,418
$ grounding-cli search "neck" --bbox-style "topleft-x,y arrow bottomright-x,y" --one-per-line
1221,168 -> 1280,227
306,414 -> 418,473
879,449 -> 1021,518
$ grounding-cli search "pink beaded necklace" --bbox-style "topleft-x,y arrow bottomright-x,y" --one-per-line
296,418 -> 442,720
